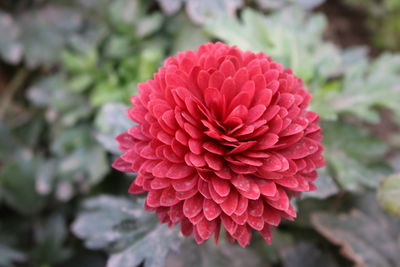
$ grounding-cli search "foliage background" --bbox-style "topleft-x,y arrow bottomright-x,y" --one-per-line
0,0 -> 400,266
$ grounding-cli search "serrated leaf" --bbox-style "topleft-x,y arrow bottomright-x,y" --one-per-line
58,145 -> 108,185
18,6 -> 83,68
109,0 -> 140,29
303,167 -> 339,199
331,53 -> 400,123
186,0 -> 243,24
169,13 -> 211,53
206,8 -> 342,86
256,0 -> 326,10
95,103 -> 132,154
107,224 -> 180,267
136,13 -> 163,38
73,195 -> 182,267
378,174 -> 400,216
323,121 -> 390,190
157,0 -> 243,24
311,197 -> 400,267
72,195 -> 156,251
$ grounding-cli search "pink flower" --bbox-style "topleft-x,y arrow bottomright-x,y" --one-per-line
113,42 -> 325,247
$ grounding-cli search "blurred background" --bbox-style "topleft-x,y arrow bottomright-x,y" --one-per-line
0,0 -> 400,266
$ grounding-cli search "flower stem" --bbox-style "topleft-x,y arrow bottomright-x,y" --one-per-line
0,67 -> 29,119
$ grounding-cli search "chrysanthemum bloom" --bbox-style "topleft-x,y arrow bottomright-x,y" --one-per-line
113,42 -> 325,247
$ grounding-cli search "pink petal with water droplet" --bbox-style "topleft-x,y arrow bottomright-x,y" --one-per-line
220,190 -> 238,215
203,198 -> 221,220
183,194 -> 203,218
212,177 -> 231,197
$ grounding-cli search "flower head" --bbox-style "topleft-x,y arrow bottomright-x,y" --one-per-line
113,42 -> 325,247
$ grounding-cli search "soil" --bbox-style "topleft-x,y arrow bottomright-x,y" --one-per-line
315,0 -> 378,55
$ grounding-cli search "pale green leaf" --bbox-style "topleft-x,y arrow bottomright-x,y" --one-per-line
0,11 -> 23,64
378,174 -> 400,216
206,8 -> 342,86
323,122 -> 390,190
107,225 -> 180,267
0,244 -> 26,267
95,103 -> 132,154
331,53 -> 400,123
303,167 -> 339,199
72,195 -> 156,251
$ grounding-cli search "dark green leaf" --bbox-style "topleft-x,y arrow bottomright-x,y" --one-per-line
280,242 -> 338,267
32,213 -> 71,265
311,195 -> 400,267
166,239 -> 262,267
0,158 -> 46,215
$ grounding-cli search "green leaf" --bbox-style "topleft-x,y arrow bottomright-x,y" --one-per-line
323,121 -> 390,190
68,74 -> 94,92
206,8 -> 342,86
28,76 -> 93,126
158,0 -> 243,24
186,0 -> 244,24
0,244 -> 26,267
72,195 -> 156,250
32,213 -> 71,265
311,195 -> 400,267
331,53 -> 400,123
136,46 -> 164,82
378,174 -> 400,216
73,195 -> 181,267
256,0 -> 326,10
0,11 -> 23,64
18,6 -> 83,68
58,146 -> 108,185
109,0 -> 141,30
136,13 -> 163,38
27,76 -> 66,107
0,158 -> 46,215
107,224 -> 180,267
280,242 -> 338,267
0,122 -> 22,159
167,239 -> 262,267
62,49 -> 97,73
104,36 -> 132,59
309,81 -> 341,121
95,103 -> 132,154
303,167 -> 339,199
168,13 -> 210,53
